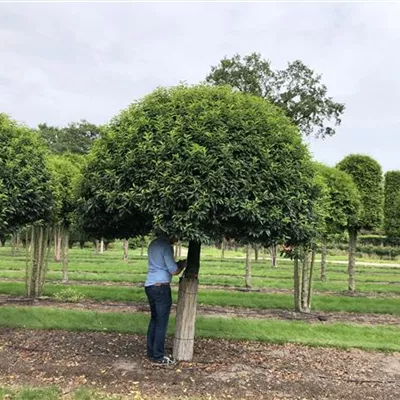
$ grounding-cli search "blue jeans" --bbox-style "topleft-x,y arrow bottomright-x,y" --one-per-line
145,285 -> 172,361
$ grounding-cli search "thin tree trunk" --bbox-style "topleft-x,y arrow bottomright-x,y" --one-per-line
301,248 -> 311,313
348,228 -> 357,292
320,237 -> 327,282
221,238 -> 226,260
269,244 -> 278,268
55,225 -> 62,262
174,240 -> 201,361
15,232 -> 20,254
254,244 -> 259,262
293,251 -> 301,312
307,249 -> 316,310
123,239 -> 129,261
100,237 -> 104,254
178,242 -> 182,258
94,240 -> 99,255
61,227 -> 69,284
26,226 -> 52,298
25,228 -> 32,296
245,244 -> 252,288
262,247 -> 266,261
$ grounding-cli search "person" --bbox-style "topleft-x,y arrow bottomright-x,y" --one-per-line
144,235 -> 186,365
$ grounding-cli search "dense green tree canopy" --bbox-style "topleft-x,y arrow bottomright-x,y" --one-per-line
205,53 -> 345,138
315,164 -> 361,236
79,85 -> 319,244
38,120 -> 100,154
337,154 -> 383,231
48,154 -> 82,227
384,171 -> 400,238
0,113 -> 53,233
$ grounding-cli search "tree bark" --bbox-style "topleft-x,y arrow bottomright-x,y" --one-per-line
94,240 -> 99,255
173,240 -> 201,361
348,228 -> 358,292
301,249 -> 311,313
269,244 -> 278,268
26,226 -> 52,298
221,238 -> 226,260
320,237 -> 327,282
54,225 -> 62,262
293,251 -> 301,312
307,249 -> 316,310
245,244 -> 252,288
100,237 -> 104,254
253,244 -> 259,262
123,239 -> 129,261
174,242 -> 178,258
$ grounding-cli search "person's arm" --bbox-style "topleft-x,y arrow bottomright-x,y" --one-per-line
163,245 -> 184,276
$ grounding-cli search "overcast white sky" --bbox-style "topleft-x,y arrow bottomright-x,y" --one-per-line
1,1 -> 399,171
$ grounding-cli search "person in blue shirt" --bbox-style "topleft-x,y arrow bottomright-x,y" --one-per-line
145,235 -> 186,365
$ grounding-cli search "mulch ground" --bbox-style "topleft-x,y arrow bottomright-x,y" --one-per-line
0,328 -> 399,399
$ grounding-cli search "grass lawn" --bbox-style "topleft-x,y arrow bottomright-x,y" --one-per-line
0,386 -> 133,400
0,281 -> 399,315
0,306 -> 399,352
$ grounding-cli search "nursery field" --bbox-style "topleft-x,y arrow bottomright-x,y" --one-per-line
0,243 -> 399,399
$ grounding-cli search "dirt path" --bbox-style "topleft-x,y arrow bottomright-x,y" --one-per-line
0,328 -> 399,399
2,295 -> 400,326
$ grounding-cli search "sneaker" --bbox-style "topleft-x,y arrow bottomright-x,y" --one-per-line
152,356 -> 176,366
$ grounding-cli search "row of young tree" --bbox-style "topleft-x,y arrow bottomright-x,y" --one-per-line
1,53 -> 400,360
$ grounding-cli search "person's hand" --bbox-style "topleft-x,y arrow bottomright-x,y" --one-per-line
177,259 -> 187,270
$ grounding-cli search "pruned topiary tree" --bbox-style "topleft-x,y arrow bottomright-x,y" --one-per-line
0,113 -> 54,298
48,154 -> 83,282
79,85 -> 319,360
384,171 -> 400,239
337,155 -> 383,292
315,164 -> 361,282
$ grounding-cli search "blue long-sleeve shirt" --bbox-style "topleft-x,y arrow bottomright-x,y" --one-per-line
145,236 -> 178,287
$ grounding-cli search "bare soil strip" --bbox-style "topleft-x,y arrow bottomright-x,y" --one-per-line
0,328 -> 399,399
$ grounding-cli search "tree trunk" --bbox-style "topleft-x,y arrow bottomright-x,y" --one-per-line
293,246 -> 315,313
100,237 -> 104,254
54,225 -> 62,262
348,228 -> 358,292
300,249 -> 310,313
26,226 -> 52,298
11,233 -> 16,256
61,227 -> 69,284
253,244 -> 259,262
173,241 -> 201,361
94,240 -> 99,255
293,251 -> 301,312
16,231 -> 20,253
307,249 -> 316,310
245,244 -> 252,288
178,242 -> 182,258
269,244 -> 278,268
221,238 -> 226,260
174,242 -> 178,258
123,239 -> 129,261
